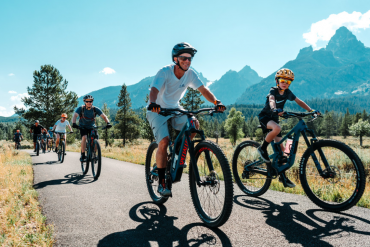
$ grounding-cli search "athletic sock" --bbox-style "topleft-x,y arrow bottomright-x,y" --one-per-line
261,140 -> 270,151
158,168 -> 166,187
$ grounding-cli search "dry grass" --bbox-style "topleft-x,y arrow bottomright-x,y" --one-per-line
0,141 -> 54,246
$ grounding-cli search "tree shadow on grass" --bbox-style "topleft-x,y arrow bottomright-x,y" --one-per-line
98,202 -> 232,247
234,195 -> 370,247
33,173 -> 95,189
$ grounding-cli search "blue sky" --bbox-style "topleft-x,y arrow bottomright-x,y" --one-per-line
1,0 -> 369,116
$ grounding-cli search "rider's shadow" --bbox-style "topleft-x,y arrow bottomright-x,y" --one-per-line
234,195 -> 370,247
98,202 -> 231,247
33,173 -> 95,189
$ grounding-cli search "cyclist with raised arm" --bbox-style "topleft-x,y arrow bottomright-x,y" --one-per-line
30,120 -> 47,152
146,42 -> 226,197
52,113 -> 73,154
257,68 -> 320,188
13,130 -> 23,149
72,95 -> 112,162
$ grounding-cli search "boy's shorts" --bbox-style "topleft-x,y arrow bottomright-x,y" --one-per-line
146,111 -> 188,143
258,115 -> 282,137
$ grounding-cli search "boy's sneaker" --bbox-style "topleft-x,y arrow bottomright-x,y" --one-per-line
257,147 -> 270,163
157,184 -> 172,197
279,175 -> 296,188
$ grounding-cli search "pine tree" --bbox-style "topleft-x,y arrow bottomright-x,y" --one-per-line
141,94 -> 155,142
321,110 -> 335,138
180,87 -> 205,132
115,84 -> 141,146
97,103 -> 114,147
14,64 -> 78,129
339,108 -> 351,138
224,107 -> 245,146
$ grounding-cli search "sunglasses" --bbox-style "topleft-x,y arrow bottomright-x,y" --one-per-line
278,79 -> 292,85
178,56 -> 193,62
85,101 -> 93,103
61,117 -> 66,119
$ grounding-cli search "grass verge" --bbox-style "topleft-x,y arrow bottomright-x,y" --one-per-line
0,141 -> 54,246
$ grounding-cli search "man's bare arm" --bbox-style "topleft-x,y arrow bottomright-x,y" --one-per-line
197,85 -> 217,104
149,87 -> 159,103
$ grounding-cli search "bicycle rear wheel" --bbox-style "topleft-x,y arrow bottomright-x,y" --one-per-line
91,140 -> 102,180
145,142 -> 169,204
300,139 -> 366,211
232,140 -> 271,197
189,140 -> 233,228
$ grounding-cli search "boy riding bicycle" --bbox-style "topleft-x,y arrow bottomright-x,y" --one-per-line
257,68 -> 320,188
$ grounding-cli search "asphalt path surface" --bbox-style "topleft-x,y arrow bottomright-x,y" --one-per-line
28,150 -> 370,247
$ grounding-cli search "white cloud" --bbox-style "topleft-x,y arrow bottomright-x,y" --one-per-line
99,67 -> 116,75
8,73 -> 15,76
0,106 -> 14,117
11,93 -> 28,102
303,10 -> 370,48
8,91 -> 17,94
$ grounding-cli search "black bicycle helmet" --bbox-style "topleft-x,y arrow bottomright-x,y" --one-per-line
172,42 -> 197,62
83,95 -> 94,101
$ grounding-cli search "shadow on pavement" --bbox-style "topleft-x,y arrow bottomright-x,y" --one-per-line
234,195 -> 370,247
98,202 -> 232,247
34,173 -> 95,189
34,161 -> 59,165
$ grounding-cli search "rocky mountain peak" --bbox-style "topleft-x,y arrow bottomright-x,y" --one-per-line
326,26 -> 367,60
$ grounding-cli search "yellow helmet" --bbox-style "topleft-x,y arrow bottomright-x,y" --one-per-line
275,68 -> 294,81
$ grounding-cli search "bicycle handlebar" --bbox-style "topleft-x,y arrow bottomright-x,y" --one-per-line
281,111 -> 323,120
158,107 -> 222,117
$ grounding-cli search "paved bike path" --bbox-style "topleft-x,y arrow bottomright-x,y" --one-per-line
28,150 -> 370,246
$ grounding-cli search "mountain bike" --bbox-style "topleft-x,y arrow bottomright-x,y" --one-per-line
41,135 -> 48,154
35,134 -> 42,156
48,137 -> 54,152
232,111 -> 366,212
145,108 -> 234,228
78,126 -> 109,180
15,139 -> 21,150
52,131 -> 72,163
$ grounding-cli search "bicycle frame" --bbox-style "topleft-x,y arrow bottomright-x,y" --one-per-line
244,115 -> 330,178
151,110 -> 216,186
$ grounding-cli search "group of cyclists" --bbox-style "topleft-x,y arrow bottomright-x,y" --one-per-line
13,42 -> 321,194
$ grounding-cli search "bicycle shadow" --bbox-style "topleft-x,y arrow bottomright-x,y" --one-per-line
234,195 -> 370,247
33,161 -> 59,165
97,202 -> 232,247
33,173 -> 95,189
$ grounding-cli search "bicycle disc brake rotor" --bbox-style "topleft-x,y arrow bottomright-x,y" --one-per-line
207,171 -> 220,195
243,160 -> 255,178
324,166 -> 341,184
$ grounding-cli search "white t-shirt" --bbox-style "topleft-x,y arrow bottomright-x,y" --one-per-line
150,64 -> 203,108
54,119 -> 70,133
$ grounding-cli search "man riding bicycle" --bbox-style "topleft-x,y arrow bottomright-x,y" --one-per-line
72,95 -> 112,162
30,120 -> 48,152
146,42 -> 226,197
51,113 -> 73,154
13,130 -> 23,149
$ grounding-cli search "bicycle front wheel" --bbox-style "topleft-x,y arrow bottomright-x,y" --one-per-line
60,141 -> 65,163
36,142 -> 39,156
232,141 -> 271,197
189,140 -> 233,228
145,142 -> 168,204
300,139 -> 366,211
91,140 -> 102,180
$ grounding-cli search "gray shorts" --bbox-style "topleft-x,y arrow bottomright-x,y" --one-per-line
146,111 -> 188,143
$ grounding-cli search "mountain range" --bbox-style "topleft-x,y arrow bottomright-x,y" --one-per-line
237,26 -> 370,104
